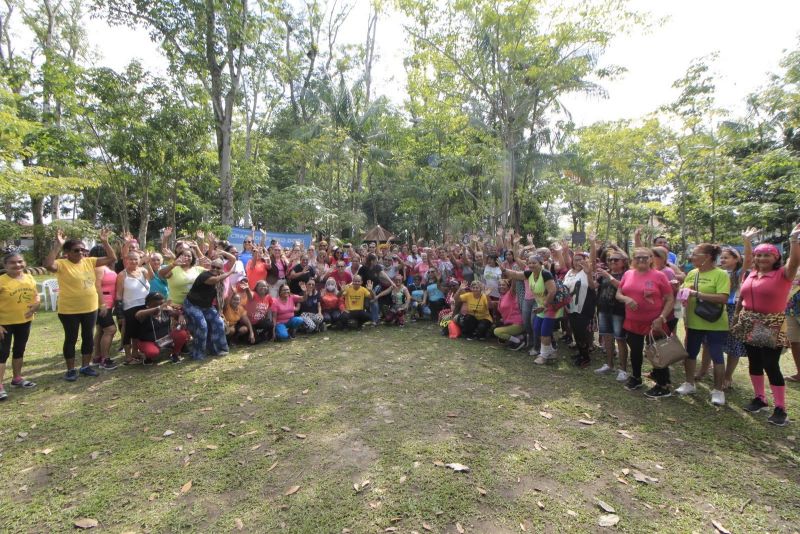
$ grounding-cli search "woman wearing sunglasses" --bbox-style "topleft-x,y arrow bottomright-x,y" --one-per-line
45,228 -> 117,381
594,239 -> 630,382
615,248 -> 675,397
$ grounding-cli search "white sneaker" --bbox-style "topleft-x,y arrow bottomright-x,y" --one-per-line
528,347 -> 540,357
534,355 -> 548,365
710,389 -> 725,406
615,370 -> 629,382
540,345 -> 556,359
675,382 -> 697,395
595,364 -> 613,375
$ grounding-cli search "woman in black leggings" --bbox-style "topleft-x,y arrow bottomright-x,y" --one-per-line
45,229 -> 117,382
0,252 -> 41,400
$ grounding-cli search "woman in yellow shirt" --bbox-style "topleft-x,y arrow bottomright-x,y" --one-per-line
45,228 -> 116,382
0,252 -> 40,400
455,280 -> 493,340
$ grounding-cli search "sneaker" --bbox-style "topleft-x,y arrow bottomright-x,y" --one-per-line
528,347 -> 540,357
79,366 -> 99,377
142,358 -> 157,365
616,370 -> 629,382
595,364 -> 613,375
90,357 -> 103,367
533,355 -> 548,365
568,342 -> 577,349
768,407 -> 788,426
216,351 -> 230,357
675,382 -> 697,396
171,354 -> 181,364
0,387 -> 7,401
11,378 -> 36,388
644,385 -> 672,399
710,389 -> 726,406
64,369 -> 78,382
743,397 -> 769,413
100,358 -> 118,370
624,376 -> 643,390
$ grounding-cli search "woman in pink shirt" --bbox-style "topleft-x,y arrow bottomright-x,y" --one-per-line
270,282 -> 306,341
734,224 -> 800,426
493,279 -> 524,347
90,245 -> 119,370
616,248 -> 675,397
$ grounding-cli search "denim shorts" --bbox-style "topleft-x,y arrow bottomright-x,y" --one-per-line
598,312 -> 625,340
685,329 -> 727,364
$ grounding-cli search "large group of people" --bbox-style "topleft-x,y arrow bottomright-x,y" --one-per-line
1,224 -> 800,427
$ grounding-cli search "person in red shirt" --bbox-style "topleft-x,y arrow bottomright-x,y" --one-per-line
245,247 -> 270,291
325,261 -> 353,288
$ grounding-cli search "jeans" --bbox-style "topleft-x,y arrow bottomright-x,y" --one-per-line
183,299 -> 228,360
522,299 -> 535,343
275,317 -> 305,340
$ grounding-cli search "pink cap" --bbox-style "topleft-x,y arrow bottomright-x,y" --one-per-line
753,243 -> 781,258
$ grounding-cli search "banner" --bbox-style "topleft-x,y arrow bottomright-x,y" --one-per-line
228,227 -> 312,250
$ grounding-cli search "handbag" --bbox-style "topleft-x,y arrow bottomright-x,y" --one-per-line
645,331 -> 688,369
730,276 -> 787,348
693,272 -> 723,322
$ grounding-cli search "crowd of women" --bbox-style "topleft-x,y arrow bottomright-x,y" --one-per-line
1,224 -> 800,427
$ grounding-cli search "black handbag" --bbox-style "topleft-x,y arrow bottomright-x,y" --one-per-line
693,271 -> 723,322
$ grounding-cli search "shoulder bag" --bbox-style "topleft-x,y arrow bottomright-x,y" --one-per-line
645,330 -> 688,369
693,271 -> 723,322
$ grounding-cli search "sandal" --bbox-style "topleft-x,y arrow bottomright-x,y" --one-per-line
11,378 -> 36,388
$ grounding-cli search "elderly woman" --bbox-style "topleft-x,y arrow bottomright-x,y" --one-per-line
134,292 -> 190,363
493,279 -> 524,347
184,259 -> 234,360
223,292 -> 256,345
616,248 -> 675,397
733,224 -> 800,426
246,280 -> 273,341
454,281 -> 493,340
563,251 -> 597,368
0,252 -> 40,399
116,251 -> 152,364
45,228 -> 116,381
271,282 -> 307,340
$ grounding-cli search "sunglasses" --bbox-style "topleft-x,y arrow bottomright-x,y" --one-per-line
243,240 -> 252,244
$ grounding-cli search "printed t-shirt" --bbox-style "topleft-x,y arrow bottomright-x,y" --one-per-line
55,257 -> 99,314
246,293 -> 272,323
483,265 -> 502,298
168,266 -> 204,306
272,295 -> 301,323
459,292 -> 491,321
343,286 -> 371,311
498,290 -> 522,325
425,283 -> 445,302
0,273 -> 37,324
245,259 -> 269,290
618,269 -> 672,335
740,266 -> 793,314
528,269 -> 563,319
682,268 -> 730,331
563,269 -> 588,315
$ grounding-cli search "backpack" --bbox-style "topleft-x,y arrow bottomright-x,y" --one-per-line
529,272 -> 572,310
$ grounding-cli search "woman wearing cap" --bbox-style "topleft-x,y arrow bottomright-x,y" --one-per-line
0,252 -> 40,400
493,279 -> 524,347
45,228 -> 117,381
615,248 -> 674,397
732,224 -> 800,426
90,245 -> 118,369
184,259 -> 234,360
673,244 -> 730,406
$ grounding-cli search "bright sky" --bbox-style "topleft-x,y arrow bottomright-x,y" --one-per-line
58,1 -> 800,126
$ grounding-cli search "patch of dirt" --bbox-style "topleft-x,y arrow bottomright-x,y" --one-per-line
499,474 -> 563,500
12,466 -> 53,502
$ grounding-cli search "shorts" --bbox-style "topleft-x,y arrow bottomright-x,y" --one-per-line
685,329 -> 727,364
598,312 -> 625,340
786,314 -> 800,344
97,310 -> 116,329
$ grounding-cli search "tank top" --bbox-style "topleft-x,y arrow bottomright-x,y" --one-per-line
121,271 -> 150,310
99,267 -> 117,308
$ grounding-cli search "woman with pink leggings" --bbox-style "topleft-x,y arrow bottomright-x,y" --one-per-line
135,292 -> 189,364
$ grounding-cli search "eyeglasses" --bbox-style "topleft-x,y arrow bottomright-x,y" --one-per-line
243,240 -> 252,244
633,256 -> 651,261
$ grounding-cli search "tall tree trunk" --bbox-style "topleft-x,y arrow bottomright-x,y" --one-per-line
138,176 -> 150,244
31,195 -> 45,265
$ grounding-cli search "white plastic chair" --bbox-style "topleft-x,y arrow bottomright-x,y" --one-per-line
40,279 -> 59,311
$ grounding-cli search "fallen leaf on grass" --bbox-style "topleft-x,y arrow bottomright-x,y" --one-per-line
148,492 -> 158,501
597,500 -> 616,513
616,430 -> 633,439
302,389 -> 309,395
399,475 -> 407,483
90,451 -> 100,460
631,471 -> 658,484
711,520 -> 731,534
74,518 -> 99,529
295,434 -> 307,440
447,412 -> 458,418
477,487 -> 487,495
180,480 -> 193,494
40,448 -> 53,455
536,501 -> 545,510
520,523 -> 526,531
251,444 -> 262,451
17,432 -> 28,438
368,501 -> 381,509
267,461 -> 278,472
567,510 -> 578,518
598,514 -> 620,527
205,444 -> 219,450
385,528 -> 398,533
199,407 -> 213,412
433,461 -> 445,467
578,419 -> 596,426
234,518 -> 244,530
422,523 -> 433,531
616,477 -> 629,485
163,430 -> 175,437
285,485 -> 300,496
353,480 -> 370,492
281,426 -> 292,432
539,411 -> 553,419
132,472 -> 140,479
456,523 -> 465,533
445,463 -> 470,473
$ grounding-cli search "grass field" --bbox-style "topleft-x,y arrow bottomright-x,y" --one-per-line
1,310 -> 799,533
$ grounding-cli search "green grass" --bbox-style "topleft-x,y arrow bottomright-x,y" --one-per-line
1,311 -> 799,533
